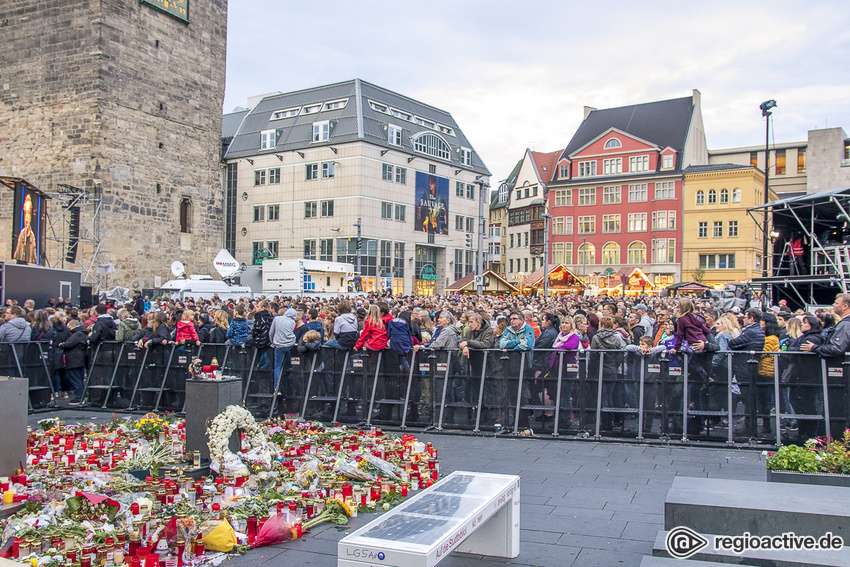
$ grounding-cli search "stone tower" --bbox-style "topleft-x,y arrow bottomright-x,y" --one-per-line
0,0 -> 227,290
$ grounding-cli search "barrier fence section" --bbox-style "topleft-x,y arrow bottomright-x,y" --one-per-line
9,340 -> 848,446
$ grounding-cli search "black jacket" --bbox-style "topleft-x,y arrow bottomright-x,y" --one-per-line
60,327 -> 89,369
251,310 -> 273,348
51,321 -> 71,369
132,297 -> 146,316
198,322 -> 215,344
151,324 -> 171,345
210,326 -> 228,344
89,315 -> 116,344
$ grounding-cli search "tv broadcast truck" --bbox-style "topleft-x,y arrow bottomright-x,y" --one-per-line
153,250 -> 253,301
261,259 -> 356,298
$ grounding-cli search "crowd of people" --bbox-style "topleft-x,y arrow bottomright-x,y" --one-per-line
2,289 -> 849,441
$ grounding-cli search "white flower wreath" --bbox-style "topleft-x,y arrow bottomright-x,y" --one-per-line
207,405 -> 271,475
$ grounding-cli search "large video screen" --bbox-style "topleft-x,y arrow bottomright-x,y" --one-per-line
415,172 -> 449,235
12,182 -> 46,265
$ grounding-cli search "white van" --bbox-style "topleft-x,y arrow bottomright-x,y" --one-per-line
154,275 -> 253,301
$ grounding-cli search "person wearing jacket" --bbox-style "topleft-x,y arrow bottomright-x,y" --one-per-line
460,312 -> 495,416
196,312 -> 215,343
88,303 -> 116,345
51,311 -> 71,398
60,319 -> 89,405
499,311 -> 535,351
0,306 -> 32,342
270,308 -> 297,390
251,301 -> 274,349
174,309 -> 201,346
325,300 -> 358,350
590,316 -> 627,429
116,309 -> 142,342
227,304 -> 249,346
552,316 -> 581,426
355,305 -> 389,352
791,315 -> 825,439
209,310 -> 229,344
728,308 -> 765,436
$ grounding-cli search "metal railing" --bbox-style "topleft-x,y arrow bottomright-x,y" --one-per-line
8,340 -> 848,446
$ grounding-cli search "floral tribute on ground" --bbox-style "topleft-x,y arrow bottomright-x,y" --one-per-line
1,409 -> 440,566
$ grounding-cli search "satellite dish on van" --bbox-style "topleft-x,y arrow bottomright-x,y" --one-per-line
171,261 -> 185,278
213,249 -> 240,278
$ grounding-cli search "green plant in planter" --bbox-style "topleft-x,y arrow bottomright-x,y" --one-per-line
767,429 -> 850,474
766,444 -> 820,473
807,430 -> 850,475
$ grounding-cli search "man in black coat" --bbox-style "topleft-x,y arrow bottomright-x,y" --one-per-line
132,291 -> 146,318
89,303 -> 116,345
60,319 -> 89,405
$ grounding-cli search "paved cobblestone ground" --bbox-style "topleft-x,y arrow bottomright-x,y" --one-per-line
30,411 -> 767,567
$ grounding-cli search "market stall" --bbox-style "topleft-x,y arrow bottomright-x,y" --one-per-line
522,264 -> 587,295
445,270 -> 519,295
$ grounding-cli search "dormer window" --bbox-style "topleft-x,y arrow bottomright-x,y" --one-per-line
662,154 -> 674,169
460,147 -> 472,166
559,164 -> 569,178
260,129 -> 276,150
412,132 -> 450,160
604,138 -> 622,149
272,107 -> 300,120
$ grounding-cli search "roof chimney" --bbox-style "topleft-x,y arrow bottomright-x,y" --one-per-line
583,106 -> 597,120
692,89 -> 701,107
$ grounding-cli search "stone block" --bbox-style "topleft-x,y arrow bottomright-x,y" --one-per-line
0,377 -> 27,477
184,378 -> 242,460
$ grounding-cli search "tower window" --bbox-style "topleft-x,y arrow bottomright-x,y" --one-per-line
179,198 -> 192,233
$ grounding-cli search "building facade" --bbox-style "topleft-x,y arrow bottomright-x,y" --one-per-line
221,80 -> 490,295
0,0 -> 227,289
682,165 -> 773,285
807,127 -> 850,194
548,91 -> 708,288
709,141 -> 807,196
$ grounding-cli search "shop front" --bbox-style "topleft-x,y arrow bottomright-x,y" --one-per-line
414,245 -> 441,295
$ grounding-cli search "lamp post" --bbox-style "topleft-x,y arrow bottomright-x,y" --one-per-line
580,236 -> 587,287
542,213 -> 551,298
475,180 -> 488,296
760,99 -> 776,278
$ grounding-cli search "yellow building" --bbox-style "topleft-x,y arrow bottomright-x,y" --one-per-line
682,164 -> 776,286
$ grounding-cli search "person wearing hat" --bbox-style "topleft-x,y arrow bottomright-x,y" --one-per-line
634,303 -> 653,336
132,290 -> 145,317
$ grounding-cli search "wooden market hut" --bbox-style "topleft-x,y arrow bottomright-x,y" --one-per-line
522,264 -> 588,295
446,269 -> 519,295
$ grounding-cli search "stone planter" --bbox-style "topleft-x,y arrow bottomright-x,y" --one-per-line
766,469 -> 850,487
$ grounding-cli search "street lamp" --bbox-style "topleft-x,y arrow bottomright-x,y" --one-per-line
542,213 -> 551,298
580,237 -> 587,286
760,99 -> 776,278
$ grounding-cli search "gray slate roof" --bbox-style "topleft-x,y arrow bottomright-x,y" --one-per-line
560,96 -> 695,172
222,79 -> 490,176
683,163 -> 756,174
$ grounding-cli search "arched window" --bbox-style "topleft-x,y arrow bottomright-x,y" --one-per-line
696,190 -> 705,205
602,242 -> 620,265
578,242 -> 596,265
720,188 -> 729,204
628,241 -> 646,265
732,188 -> 742,203
708,189 -> 717,204
499,184 -> 508,203
412,132 -> 451,160
604,138 -> 622,149
179,198 -> 192,233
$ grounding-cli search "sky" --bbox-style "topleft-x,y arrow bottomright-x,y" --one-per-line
223,1 -> 850,186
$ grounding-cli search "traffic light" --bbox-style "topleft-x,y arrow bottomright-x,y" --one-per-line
465,233 -> 472,248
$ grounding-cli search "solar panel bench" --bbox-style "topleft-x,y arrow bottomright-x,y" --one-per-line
338,471 -> 520,567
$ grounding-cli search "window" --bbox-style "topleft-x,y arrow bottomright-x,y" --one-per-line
728,221 -> 739,237
652,238 -> 676,263
603,158 -> 622,175
628,212 -> 646,232
696,190 -> 705,205
797,148 -> 806,173
559,164 -> 569,178
628,241 -> 646,264
602,242 -> 620,265
602,214 -> 621,233
701,254 -> 736,269
324,99 -> 347,111
466,217 -> 474,233
254,169 -> 266,186
304,239 -> 316,259
775,149 -> 786,175
629,155 -> 649,173
304,201 -> 317,218
266,241 -> 279,259
382,163 -> 394,181
395,167 -> 406,184
604,138 -> 622,149
578,161 -> 597,177
578,215 -> 595,234
713,221 -> 723,238
699,254 -> 716,269
603,186 -> 621,204
456,181 -> 465,196
708,189 -> 717,204
460,147 -> 472,166
267,204 -> 279,221
578,242 -> 595,265
655,181 -> 675,199
395,204 -> 405,222
272,108 -> 299,120
662,154 -> 674,169
466,183 -> 475,199
652,211 -> 675,230
720,188 -> 729,203
509,259 -> 514,273
179,198 -> 191,233
253,206 -> 264,222
252,242 -> 262,264
412,133 -> 451,160
321,200 -> 334,217
381,202 -> 393,219
320,239 -> 334,261
260,129 -> 276,150
555,189 -> 571,206
554,217 -> 565,235
524,258 -> 528,272
732,188 -> 742,203
455,215 -> 464,231
579,187 -> 596,206
306,164 -> 318,180
524,232 -> 529,247
393,242 -> 405,278
698,222 -> 708,238
628,183 -> 647,202
509,233 -> 514,248
499,184 -> 508,202
388,124 -> 403,146
302,104 -> 321,115
268,168 -> 280,184
312,120 -> 329,142
845,139 -> 850,161
565,216 -> 574,235
552,242 -> 564,265
750,152 -> 759,167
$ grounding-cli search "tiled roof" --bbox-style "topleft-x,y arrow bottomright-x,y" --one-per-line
222,79 -> 490,175
530,150 -> 562,184
561,95 -> 695,171
683,163 -> 756,174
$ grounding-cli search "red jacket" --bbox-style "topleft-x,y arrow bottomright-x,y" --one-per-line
355,316 -> 389,351
175,319 -> 199,343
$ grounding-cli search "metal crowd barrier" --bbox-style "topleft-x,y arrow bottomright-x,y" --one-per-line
7,339 -> 848,447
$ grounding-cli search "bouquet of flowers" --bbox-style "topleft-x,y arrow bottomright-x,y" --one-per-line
135,416 -> 168,439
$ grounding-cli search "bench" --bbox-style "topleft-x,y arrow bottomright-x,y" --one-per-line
338,470 -> 520,567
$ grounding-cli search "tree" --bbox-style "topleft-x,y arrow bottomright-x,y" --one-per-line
691,266 -> 706,283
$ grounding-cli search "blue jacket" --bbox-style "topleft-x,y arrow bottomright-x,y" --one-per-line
227,317 -> 249,346
499,322 -> 536,351
387,317 -> 413,355
728,323 -> 765,352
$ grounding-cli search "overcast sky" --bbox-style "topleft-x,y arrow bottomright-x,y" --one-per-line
223,1 -> 850,185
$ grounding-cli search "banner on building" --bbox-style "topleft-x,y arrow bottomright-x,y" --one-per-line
11,180 -> 47,266
415,172 -> 449,235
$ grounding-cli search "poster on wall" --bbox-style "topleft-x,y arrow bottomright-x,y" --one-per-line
12,181 -> 46,265
415,172 -> 449,235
